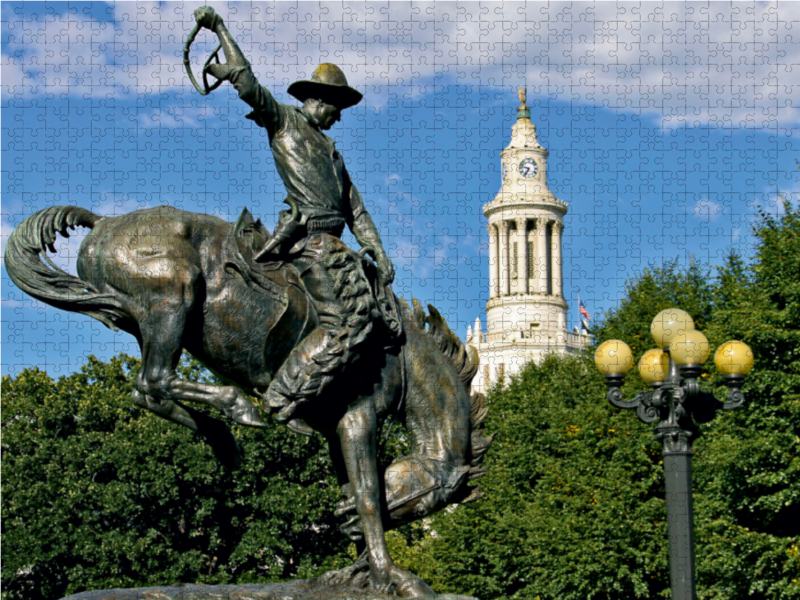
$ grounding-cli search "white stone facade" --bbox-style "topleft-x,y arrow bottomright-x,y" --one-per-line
466,92 -> 590,393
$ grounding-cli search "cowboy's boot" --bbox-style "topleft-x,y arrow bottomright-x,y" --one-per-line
262,327 -> 335,437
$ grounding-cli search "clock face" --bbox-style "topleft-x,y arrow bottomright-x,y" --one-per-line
519,158 -> 538,178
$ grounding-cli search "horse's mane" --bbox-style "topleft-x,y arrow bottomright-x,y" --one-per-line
404,298 -> 495,505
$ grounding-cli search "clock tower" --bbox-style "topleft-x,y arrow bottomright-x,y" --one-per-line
466,90 -> 590,392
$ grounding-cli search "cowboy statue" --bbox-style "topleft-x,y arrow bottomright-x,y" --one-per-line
191,7 -> 401,436
5,6 -> 494,597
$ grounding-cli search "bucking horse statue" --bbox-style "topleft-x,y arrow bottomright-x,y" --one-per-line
5,205 -> 492,599
4,7 -> 494,598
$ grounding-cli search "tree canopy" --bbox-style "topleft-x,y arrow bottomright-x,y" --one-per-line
1,356 -> 352,600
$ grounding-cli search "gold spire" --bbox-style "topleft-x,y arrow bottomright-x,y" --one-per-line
517,87 -> 530,120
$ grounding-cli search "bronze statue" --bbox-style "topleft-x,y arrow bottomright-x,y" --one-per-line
5,7 -> 493,598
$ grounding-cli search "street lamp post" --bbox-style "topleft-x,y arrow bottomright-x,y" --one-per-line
594,309 -> 754,600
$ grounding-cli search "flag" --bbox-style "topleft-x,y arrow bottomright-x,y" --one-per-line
579,300 -> 591,320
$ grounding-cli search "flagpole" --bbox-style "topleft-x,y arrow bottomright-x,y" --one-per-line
577,289 -> 590,336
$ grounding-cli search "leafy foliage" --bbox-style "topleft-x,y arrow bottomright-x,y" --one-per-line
590,257 -> 715,357
693,201 -> 800,598
1,355 -> 351,600
405,355 -> 670,599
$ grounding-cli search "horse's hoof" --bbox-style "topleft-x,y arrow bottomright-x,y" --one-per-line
334,496 -> 356,517
339,515 -> 364,541
287,418 -> 314,437
230,403 -> 268,428
390,566 -> 436,599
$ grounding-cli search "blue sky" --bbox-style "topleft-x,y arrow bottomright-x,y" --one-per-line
3,1 -> 799,377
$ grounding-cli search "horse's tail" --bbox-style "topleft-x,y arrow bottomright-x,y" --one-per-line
410,299 -> 495,505
4,206 -> 128,331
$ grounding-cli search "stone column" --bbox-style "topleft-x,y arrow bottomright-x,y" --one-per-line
537,218 -> 549,293
500,220 -> 511,296
495,222 -> 505,297
488,223 -> 498,298
516,217 -> 528,294
551,220 -> 564,298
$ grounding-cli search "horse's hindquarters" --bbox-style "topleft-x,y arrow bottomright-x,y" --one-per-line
78,207 -> 212,303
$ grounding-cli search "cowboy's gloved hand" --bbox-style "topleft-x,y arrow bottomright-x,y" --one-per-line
206,63 -> 233,81
194,6 -> 223,31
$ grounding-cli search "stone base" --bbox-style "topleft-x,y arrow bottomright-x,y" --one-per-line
60,580 -> 477,600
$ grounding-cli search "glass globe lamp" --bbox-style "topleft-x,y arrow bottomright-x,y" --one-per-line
714,341 -> 754,376
651,308 -> 695,347
595,340 -> 634,376
669,330 -> 710,367
638,348 -> 670,385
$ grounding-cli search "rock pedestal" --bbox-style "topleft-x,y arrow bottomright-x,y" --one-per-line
61,580 -> 477,600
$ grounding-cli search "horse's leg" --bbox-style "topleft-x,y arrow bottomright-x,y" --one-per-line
132,260 -> 266,429
132,390 -> 242,468
336,336 -> 472,534
323,431 -> 356,522
336,398 -> 434,598
320,430 -> 371,581
131,296 -> 248,467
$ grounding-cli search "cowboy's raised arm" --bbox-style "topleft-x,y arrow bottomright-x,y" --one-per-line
193,7 -> 283,133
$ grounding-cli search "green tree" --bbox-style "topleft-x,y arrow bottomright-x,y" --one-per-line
1,355 -> 351,600
591,257 -> 715,357
394,211 -> 800,598
414,354 -> 669,599
693,201 -> 800,598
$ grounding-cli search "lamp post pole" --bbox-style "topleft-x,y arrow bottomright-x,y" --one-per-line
636,354 -> 700,597
596,309 -> 753,600
660,424 -> 696,599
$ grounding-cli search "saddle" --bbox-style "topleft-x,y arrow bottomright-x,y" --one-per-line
220,210 -> 315,391
224,208 -> 403,347
223,209 -> 304,302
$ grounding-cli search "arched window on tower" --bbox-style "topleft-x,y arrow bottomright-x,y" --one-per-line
527,241 -> 535,278
512,242 -> 519,282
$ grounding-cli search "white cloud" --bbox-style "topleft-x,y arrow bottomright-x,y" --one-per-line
1,297 -> 24,309
94,195 -> 154,217
3,2 -> 799,127
392,235 -> 432,281
692,198 -> 725,220
0,216 -> 14,262
137,105 -> 205,129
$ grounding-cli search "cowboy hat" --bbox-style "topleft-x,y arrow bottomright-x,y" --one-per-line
288,63 -> 363,109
